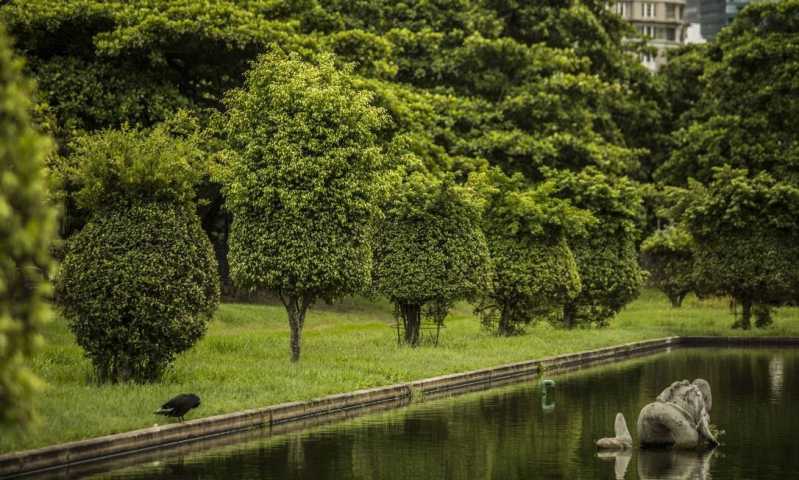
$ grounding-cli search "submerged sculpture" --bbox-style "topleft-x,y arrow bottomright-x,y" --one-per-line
596,412 -> 633,450
637,379 -> 718,449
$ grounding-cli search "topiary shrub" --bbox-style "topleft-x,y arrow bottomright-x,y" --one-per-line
372,171 -> 491,346
471,168 -> 586,335
0,25 -> 58,425
551,168 -> 644,328
57,202 -> 219,382
640,226 -> 695,307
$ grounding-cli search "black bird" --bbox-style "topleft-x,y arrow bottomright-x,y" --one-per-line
155,393 -> 201,422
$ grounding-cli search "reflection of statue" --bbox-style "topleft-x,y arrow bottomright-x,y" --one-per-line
596,413 -> 633,449
637,449 -> 715,479
637,379 -> 719,449
597,450 -> 631,480
598,448 -> 715,480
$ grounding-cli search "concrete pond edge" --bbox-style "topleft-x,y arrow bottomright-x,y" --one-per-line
2,335 -> 798,478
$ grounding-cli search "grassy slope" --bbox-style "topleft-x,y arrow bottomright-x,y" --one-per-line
3,289 -> 798,453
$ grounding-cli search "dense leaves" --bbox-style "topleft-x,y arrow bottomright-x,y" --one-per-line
551,168 -> 644,327
57,203 -> 219,382
685,167 -> 799,329
640,226 -> 694,307
219,51 -> 391,360
472,169 -> 586,335
0,26 -> 58,425
373,171 -> 491,345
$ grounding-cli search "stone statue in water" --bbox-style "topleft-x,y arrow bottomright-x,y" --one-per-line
596,412 -> 633,449
637,378 -> 719,449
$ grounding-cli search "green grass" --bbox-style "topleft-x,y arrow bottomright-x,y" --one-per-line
3,289 -> 799,454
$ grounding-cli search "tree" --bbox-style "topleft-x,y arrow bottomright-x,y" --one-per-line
657,0 -> 799,185
551,168 -> 644,328
685,167 -> 799,329
472,168 -> 587,335
56,126 -> 219,381
372,170 -> 491,346
640,226 -> 694,307
0,25 -> 58,425
219,51 -> 391,361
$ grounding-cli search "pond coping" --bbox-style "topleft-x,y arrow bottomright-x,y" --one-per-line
2,335 -> 797,478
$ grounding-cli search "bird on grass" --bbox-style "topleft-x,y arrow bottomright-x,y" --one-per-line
155,393 -> 201,422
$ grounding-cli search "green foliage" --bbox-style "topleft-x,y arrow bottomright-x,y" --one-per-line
660,0 -> 799,185
685,167 -> 799,329
550,168 -> 644,327
0,26 -> 58,425
219,51 -> 391,360
640,226 -> 694,307
56,202 -> 220,382
471,168 -> 587,335
372,171 -> 491,345
57,125 -> 204,212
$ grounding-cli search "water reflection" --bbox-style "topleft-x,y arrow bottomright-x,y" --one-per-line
637,449 -> 715,480
597,450 -> 631,480
598,449 -> 715,480
769,357 -> 784,403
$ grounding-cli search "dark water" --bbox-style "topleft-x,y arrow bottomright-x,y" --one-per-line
98,348 -> 799,479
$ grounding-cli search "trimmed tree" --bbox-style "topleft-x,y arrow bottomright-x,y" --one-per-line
472,168 -> 586,335
0,25 -> 57,424
640,225 -> 695,307
219,51 -> 391,362
552,168 -> 644,328
685,167 -> 799,329
56,126 -> 219,382
373,170 -> 491,346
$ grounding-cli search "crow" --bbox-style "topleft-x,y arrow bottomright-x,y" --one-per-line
155,393 -> 201,422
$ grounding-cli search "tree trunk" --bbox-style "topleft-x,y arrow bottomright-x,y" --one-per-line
668,292 -> 685,308
401,303 -> 421,347
497,306 -> 514,336
733,297 -> 752,330
281,293 -> 312,362
563,303 -> 576,329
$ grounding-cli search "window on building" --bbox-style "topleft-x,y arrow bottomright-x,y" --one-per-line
666,27 -> 676,41
666,4 -> 676,19
643,2 -> 656,18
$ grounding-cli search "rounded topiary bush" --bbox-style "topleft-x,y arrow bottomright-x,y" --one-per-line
57,202 -> 219,382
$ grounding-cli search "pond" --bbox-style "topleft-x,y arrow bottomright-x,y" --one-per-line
97,347 -> 799,479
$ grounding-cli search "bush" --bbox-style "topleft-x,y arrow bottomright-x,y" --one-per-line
0,25 -> 58,425
640,226 -> 694,307
472,169 -> 586,335
57,202 -> 219,382
372,172 -> 491,345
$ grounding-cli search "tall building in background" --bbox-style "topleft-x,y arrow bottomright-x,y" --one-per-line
614,0 -> 689,70
684,0 -> 752,41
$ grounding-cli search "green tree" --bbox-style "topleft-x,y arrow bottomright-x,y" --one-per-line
657,0 -> 799,185
472,168 -> 587,335
219,51 -> 391,361
640,225 -> 694,307
373,170 -> 491,346
552,168 -> 644,328
685,167 -> 799,329
56,127 -> 219,381
0,25 -> 58,425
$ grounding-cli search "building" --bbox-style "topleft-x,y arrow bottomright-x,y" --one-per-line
613,0 -> 689,70
684,0 -> 752,41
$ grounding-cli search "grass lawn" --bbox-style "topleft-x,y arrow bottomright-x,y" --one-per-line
3,288 -> 798,454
